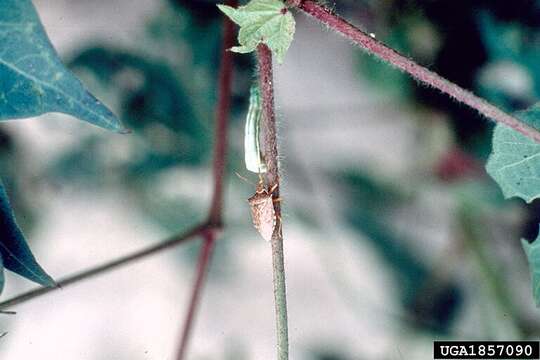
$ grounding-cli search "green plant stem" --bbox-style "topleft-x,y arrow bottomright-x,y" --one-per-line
296,0 -> 540,144
0,223 -> 207,310
257,43 -> 289,360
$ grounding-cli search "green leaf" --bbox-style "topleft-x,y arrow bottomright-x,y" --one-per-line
217,0 -> 295,63
0,0 -> 124,132
522,233 -> 540,307
0,182 -> 54,290
486,104 -> 540,203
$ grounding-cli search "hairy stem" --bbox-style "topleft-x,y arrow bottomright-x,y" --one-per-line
176,230 -> 216,360
257,43 -> 289,360
0,224 -> 207,310
297,0 -> 540,143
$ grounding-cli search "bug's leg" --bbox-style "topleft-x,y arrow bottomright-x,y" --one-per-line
268,183 -> 279,195
269,182 -> 281,203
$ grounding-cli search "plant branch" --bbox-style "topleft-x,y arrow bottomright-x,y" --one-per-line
176,230 -> 216,360
176,4 -> 237,359
296,0 -> 540,143
257,43 -> 289,360
207,0 -> 237,227
0,223 -> 207,310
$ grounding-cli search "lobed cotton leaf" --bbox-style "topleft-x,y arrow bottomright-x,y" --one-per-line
217,0 -> 295,63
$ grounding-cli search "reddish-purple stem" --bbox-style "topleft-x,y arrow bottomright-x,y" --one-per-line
0,224 -> 207,309
208,0 -> 236,226
176,230 -> 216,360
298,0 -> 540,143
176,2 -> 237,359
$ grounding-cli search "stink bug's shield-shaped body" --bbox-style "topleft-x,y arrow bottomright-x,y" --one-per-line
248,182 -> 277,242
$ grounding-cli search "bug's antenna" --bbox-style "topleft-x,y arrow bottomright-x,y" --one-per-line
235,172 -> 257,187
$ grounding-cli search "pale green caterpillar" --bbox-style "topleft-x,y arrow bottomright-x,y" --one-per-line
244,85 -> 267,174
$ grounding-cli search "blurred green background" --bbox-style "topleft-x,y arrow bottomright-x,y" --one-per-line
2,0 -> 540,359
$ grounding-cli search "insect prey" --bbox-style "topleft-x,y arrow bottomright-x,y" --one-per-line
244,84 -> 267,174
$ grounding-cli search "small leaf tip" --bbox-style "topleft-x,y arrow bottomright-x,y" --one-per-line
41,275 -> 56,288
